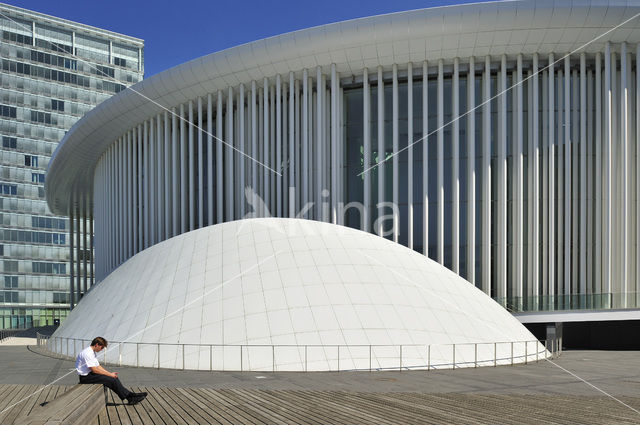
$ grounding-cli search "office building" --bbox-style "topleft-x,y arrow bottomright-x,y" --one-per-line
0,3 -> 143,328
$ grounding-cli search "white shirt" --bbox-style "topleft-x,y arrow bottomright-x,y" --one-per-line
76,346 -> 100,376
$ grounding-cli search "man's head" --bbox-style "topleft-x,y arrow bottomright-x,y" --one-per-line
90,336 -> 108,352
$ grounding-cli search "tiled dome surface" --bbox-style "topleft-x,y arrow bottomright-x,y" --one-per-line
51,218 -> 543,370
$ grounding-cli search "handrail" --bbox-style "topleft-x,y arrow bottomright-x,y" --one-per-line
38,335 -> 556,372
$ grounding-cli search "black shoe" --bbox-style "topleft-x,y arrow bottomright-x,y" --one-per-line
127,393 -> 146,405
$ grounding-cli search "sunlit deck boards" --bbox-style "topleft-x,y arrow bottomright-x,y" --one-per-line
2,385 -> 640,424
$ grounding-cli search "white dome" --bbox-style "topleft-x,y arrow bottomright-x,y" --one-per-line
50,218 -> 545,371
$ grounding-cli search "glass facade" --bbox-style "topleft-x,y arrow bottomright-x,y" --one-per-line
0,4 -> 143,329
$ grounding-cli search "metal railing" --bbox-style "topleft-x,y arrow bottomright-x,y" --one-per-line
0,329 -> 23,342
38,334 -> 556,372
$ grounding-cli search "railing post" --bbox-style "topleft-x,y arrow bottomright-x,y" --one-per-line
510,341 -> 514,366
157,344 -> 160,370
399,345 -> 402,371
210,345 -> 213,371
474,343 -> 477,368
427,345 -> 430,371
452,344 -> 455,369
119,343 -> 122,366
305,345 -> 308,372
544,339 -> 548,358
136,343 -> 139,367
536,341 -> 539,363
337,346 -> 340,372
525,341 -> 528,365
494,342 -> 497,367
369,345 -> 372,372
183,344 -> 185,370
272,345 -> 275,372
240,345 -> 243,372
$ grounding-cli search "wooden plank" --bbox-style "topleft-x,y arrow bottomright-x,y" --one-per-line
156,386 -> 214,424
1,385 -> 37,424
143,387 -> 189,425
256,389 -> 342,425
0,385 -> 21,412
8,385 -> 42,424
319,391 -> 427,424
202,388 -> 271,425
105,386 -> 131,425
280,390 -> 380,424
127,386 -> 163,425
165,387 -> 226,425
176,388 -> 235,425
216,389 -> 288,425
232,390 -> 334,424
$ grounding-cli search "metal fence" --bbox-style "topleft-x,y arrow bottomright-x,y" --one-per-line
38,334 -> 556,372
0,329 -> 24,342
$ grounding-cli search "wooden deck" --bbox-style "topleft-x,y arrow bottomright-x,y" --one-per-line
1,384 -> 640,424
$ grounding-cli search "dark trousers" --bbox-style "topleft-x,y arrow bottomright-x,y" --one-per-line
79,372 -> 131,400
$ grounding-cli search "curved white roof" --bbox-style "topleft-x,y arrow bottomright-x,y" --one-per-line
51,218 -> 543,371
45,0 -> 640,215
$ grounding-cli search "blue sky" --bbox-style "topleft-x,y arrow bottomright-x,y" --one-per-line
9,0 -> 494,77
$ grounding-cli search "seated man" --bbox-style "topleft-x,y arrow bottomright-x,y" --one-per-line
75,336 -> 147,405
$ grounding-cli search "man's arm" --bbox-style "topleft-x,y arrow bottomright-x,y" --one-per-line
90,365 -> 118,378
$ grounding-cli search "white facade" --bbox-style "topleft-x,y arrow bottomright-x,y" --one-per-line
50,218 -> 544,371
47,0 -> 640,313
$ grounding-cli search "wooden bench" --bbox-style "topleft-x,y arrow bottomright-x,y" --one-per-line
13,384 -> 106,425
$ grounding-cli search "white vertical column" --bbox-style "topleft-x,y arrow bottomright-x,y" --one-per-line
557,67 -> 564,304
542,68 -> 549,303
135,126 -> 140,252
263,78 -> 270,212
532,53 -> 540,302
515,54 -> 523,306
302,70 -> 309,216
198,97 -> 204,228
482,56 -> 491,295
117,138 -> 123,265
637,45 -> 640,297
587,69 -> 594,299
143,121 -> 150,249
164,111 -> 170,238
377,66 -> 385,236
548,54 -> 555,305
227,87 -> 235,220
295,79 -> 301,213
604,43 -> 612,298
564,56 -> 571,302
156,114 -> 163,240
270,85 -> 276,210
498,55 -> 507,302
452,58 -> 459,274
580,53 -> 587,299
251,82 -> 258,209
276,75 -> 282,217
423,61 -> 429,257
149,118 -> 156,246
437,59 -> 444,264
467,56 -> 476,285
127,132 -> 133,258
171,109 -> 179,236
207,94 -> 214,226
331,64 -> 338,225
392,64 -> 399,243
216,91 -> 223,223
188,101 -> 195,230
316,67 -> 324,220
289,72 -> 296,218
407,62 -> 414,249
621,43 -> 629,304
364,68 -> 371,231
239,84 -> 246,218
180,105 -> 188,233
